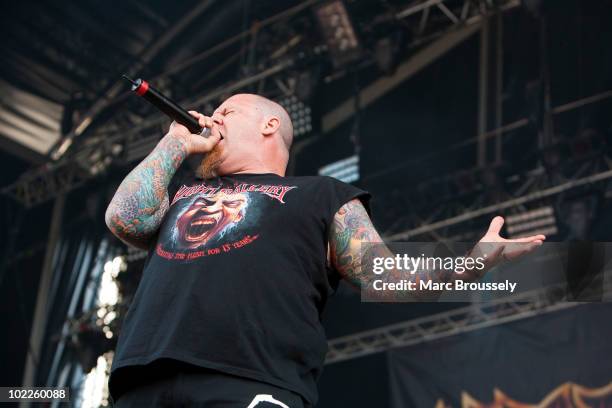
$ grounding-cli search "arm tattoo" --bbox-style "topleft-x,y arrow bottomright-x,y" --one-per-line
329,199 -> 451,301
105,134 -> 189,249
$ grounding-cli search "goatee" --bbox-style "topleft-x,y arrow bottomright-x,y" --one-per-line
197,145 -> 223,179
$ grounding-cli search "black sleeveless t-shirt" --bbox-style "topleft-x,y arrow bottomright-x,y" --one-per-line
108,173 -> 370,405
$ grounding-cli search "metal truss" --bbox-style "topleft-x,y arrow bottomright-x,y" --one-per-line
322,0 -> 521,134
1,0 -> 604,214
384,160 -> 612,241
325,279 -> 612,365
1,59 -> 295,207
2,0 -> 523,208
1,161 -> 90,207
376,86 -> 612,240
397,0 -> 520,42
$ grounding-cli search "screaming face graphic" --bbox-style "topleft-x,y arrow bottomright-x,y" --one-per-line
176,192 -> 248,249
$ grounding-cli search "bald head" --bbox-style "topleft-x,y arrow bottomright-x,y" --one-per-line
202,93 -> 295,178
235,94 -> 294,151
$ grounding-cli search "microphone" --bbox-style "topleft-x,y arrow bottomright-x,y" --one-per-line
122,75 -> 211,137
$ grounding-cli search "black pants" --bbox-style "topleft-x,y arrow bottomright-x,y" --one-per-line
112,361 -> 309,408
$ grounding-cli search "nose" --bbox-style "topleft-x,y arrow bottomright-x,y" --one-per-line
212,113 -> 224,126
201,201 -> 222,214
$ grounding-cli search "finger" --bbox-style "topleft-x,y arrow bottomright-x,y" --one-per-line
203,133 -> 222,149
521,234 -> 546,241
486,216 -> 505,236
188,111 -> 212,129
508,234 -> 546,243
196,115 -> 213,130
189,132 -> 221,152
189,110 -> 211,127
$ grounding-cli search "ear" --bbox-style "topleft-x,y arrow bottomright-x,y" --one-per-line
261,115 -> 280,136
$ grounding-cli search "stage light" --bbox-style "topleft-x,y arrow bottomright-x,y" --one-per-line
99,258 -> 121,306
314,0 -> 362,67
319,155 -> 359,183
277,95 -> 312,138
103,311 -> 116,325
81,353 -> 112,408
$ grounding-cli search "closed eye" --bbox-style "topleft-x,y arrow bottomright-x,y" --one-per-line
194,197 -> 215,206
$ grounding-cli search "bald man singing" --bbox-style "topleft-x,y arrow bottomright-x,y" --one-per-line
105,94 -> 545,407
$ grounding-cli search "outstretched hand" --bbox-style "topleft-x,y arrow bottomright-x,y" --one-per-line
465,216 -> 546,280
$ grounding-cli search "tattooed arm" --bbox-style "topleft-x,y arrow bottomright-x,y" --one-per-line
328,199 -> 449,301
328,199 -> 546,301
105,111 -> 221,249
105,135 -> 187,249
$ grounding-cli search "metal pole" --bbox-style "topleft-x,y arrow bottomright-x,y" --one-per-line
478,16 -> 489,167
495,11 -> 504,164
540,15 -> 553,148
20,193 -> 64,407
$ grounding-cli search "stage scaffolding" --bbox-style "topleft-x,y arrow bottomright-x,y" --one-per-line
325,279 -> 612,364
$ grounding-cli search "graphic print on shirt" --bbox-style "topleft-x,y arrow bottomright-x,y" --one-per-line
155,181 -> 297,261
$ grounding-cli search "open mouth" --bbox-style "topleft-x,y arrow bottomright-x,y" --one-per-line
185,215 -> 218,242
217,129 -> 224,140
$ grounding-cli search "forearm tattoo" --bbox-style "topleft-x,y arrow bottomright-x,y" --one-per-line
329,199 -> 450,301
105,135 -> 189,248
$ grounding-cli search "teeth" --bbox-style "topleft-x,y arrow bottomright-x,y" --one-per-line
186,229 -> 209,241
192,219 -> 215,226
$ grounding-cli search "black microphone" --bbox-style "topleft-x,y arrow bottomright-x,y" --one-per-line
122,75 -> 210,137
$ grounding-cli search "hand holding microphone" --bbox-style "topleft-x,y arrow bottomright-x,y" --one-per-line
122,75 -> 222,155
168,111 -> 222,155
